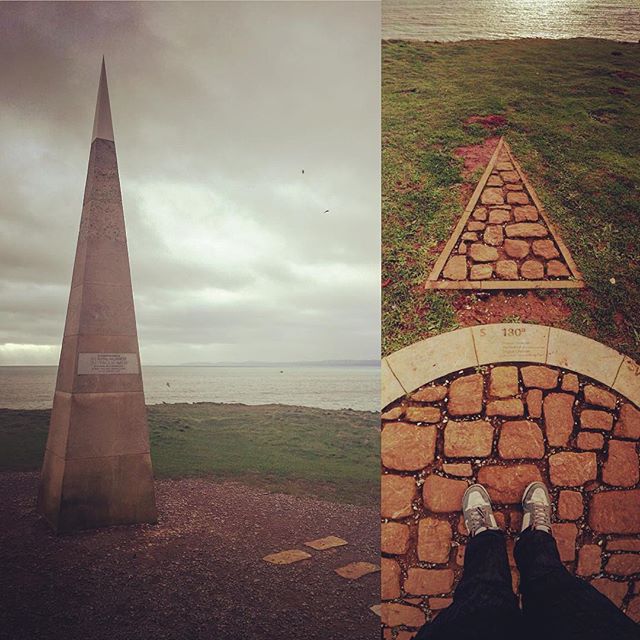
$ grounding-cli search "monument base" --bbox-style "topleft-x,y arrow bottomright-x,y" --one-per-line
38,449 -> 157,533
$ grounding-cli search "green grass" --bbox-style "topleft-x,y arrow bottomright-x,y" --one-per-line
0,403 -> 379,506
382,38 -> 640,359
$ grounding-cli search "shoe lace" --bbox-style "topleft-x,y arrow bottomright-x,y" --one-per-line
468,505 -> 490,533
531,502 -> 550,529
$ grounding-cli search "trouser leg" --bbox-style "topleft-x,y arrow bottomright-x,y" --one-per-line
414,529 -> 521,640
515,528 -> 639,640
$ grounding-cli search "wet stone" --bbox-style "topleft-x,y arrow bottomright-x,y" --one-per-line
576,431 -> 604,450
481,188 -> 505,205
520,259 -> 545,279
513,205 -> 538,221
404,568 -> 454,596
584,385 -> 617,409
488,209 -> 511,225
507,192 -> 530,206
470,264 -> 494,280
381,558 -> 401,599
381,603 -> 426,629
506,223 -> 548,238
489,366 -> 519,398
577,544 -> 601,576
561,373 -> 580,394
382,423 -> 437,471
602,440 -> 639,487
547,260 -> 570,278
411,386 -> 447,403
532,239 -> 560,259
498,420 -> 545,459
381,474 -> 416,519
580,409 -> 613,431
448,373 -> 483,416
443,255 -> 467,281
543,393 -> 575,447
477,464 -> 543,504
521,365 -> 559,389
484,225 -> 504,247
382,406 -> 404,421
606,554 -> 640,576
381,522 -> 410,555
443,463 -> 473,477
558,490 -> 583,520
501,171 -> 520,183
486,398 -> 524,417
504,239 -> 530,259
444,419 -> 494,457
549,452 -> 597,486
468,243 -> 499,263
552,523 -> 578,561
615,403 -> 640,439
423,474 -> 469,513
589,489 -> 640,534
417,517 -> 452,563
526,389 -> 543,418
404,406 -> 441,423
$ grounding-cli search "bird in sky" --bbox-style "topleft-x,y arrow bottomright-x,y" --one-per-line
323,209 -> 330,214
302,169 -> 305,174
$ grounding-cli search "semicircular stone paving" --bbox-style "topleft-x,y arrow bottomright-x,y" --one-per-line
380,363 -> 640,638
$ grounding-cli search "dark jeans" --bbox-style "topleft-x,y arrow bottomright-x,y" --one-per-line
414,529 -> 639,640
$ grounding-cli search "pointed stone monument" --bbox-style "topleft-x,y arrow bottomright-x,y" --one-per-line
38,60 -> 157,532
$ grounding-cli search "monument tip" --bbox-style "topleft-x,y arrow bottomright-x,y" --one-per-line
91,57 -> 114,143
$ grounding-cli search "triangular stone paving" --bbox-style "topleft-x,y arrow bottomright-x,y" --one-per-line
426,138 -> 584,290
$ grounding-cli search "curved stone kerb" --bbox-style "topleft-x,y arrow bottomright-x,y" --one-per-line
382,324 -> 640,409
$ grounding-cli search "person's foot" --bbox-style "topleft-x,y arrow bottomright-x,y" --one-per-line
521,481 -> 552,533
462,484 -> 499,537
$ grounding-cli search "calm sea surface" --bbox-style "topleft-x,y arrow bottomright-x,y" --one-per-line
383,0 -> 640,42
0,365 -> 379,412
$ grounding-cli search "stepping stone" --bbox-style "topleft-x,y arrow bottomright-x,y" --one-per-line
304,535 -> 348,550
425,137 -> 583,290
263,549 -> 311,564
335,561 -> 380,580
370,604 -> 382,617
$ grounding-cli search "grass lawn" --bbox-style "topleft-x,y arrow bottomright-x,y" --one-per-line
0,403 -> 379,506
382,38 -> 640,359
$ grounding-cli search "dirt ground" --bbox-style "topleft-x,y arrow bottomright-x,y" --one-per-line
0,472 -> 379,640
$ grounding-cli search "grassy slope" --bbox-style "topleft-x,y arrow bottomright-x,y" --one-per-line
382,38 -> 640,358
0,403 -> 379,506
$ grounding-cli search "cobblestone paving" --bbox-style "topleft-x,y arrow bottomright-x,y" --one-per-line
380,364 -> 640,637
430,140 -> 582,288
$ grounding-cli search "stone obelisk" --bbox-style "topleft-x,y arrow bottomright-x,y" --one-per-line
38,60 -> 157,532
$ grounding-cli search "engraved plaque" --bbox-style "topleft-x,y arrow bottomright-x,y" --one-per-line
473,324 -> 549,365
77,352 -> 139,375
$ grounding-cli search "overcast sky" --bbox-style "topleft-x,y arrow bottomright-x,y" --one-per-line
0,1 -> 380,365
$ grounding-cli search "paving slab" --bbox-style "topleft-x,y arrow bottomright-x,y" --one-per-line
335,561 -> 381,580
263,549 -> 312,564
304,535 -> 348,550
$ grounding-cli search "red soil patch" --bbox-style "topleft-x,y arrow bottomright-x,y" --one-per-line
453,137 -> 500,179
612,70 -> 640,81
452,291 -> 572,327
465,114 -> 508,129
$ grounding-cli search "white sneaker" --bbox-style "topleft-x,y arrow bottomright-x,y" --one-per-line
462,484 -> 500,537
521,481 -> 552,533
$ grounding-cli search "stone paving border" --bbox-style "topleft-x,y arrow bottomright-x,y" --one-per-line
382,324 -> 640,410
425,138 -> 584,290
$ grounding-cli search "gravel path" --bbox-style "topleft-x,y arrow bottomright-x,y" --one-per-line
0,472 -> 379,640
